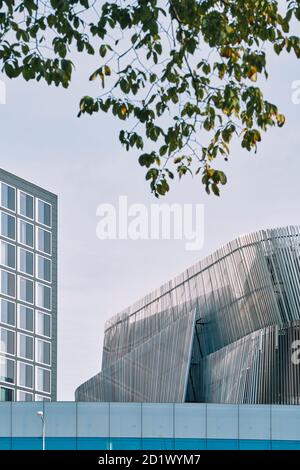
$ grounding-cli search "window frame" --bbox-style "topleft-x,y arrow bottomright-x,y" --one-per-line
35,337 -> 51,366
18,189 -> 34,221
18,275 -> 34,305
35,310 -> 51,338
18,218 -> 34,248
0,182 -> 16,213
0,356 -> 15,384
0,269 -> 16,298
17,390 -> 33,401
0,385 -> 15,401
35,366 -> 51,394
36,226 -> 52,256
18,247 -> 34,277
17,332 -> 34,361
35,282 -> 51,311
0,326 -> 15,356
17,360 -> 34,390
17,304 -> 34,333
0,299 -> 16,327
36,254 -> 51,283
0,240 -> 16,270
36,198 -> 52,228
0,210 -> 16,241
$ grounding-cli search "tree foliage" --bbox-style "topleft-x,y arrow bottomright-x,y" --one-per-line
1,0 -> 300,196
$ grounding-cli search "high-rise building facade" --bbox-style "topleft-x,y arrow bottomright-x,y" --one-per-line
0,169 -> 57,402
76,226 -> 300,405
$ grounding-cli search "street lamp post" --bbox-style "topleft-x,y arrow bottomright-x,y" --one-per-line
37,411 -> 46,451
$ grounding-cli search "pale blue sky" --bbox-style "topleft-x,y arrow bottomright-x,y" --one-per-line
0,17 -> 300,399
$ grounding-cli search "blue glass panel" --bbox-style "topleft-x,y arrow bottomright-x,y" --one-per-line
110,403 -> 141,438
0,403 -> 11,436
45,437 -> 77,450
44,403 -> 76,437
174,438 -> 206,450
77,403 -> 109,437
12,403 -> 43,437
272,440 -> 300,450
174,404 -> 206,439
110,438 -> 142,450
77,438 -> 109,450
272,406 -> 300,441
207,405 -> 238,440
207,439 -> 238,450
142,438 -> 174,450
12,437 -> 41,450
239,439 -> 271,450
142,404 -> 173,438
239,405 -> 271,440
0,437 -> 11,450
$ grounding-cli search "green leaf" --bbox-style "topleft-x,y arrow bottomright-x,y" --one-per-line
159,145 -> 168,156
211,183 -> 220,196
99,45 -> 107,57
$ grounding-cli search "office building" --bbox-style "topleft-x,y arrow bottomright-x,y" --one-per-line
0,169 -> 57,401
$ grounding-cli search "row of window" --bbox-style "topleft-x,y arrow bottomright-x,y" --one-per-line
0,301 -> 51,337
1,182 -> 52,228
1,241 -> 51,282
0,329 -> 51,365
0,358 -> 51,394
0,388 -> 50,401
0,270 -> 51,309
0,212 -> 51,255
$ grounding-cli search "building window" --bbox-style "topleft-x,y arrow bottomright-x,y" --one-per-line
0,328 -> 15,355
36,283 -> 51,310
36,255 -> 51,283
18,220 -> 34,248
0,211 -> 15,240
35,394 -> 50,402
0,269 -> 15,297
36,199 -> 51,227
0,241 -> 16,269
18,390 -> 33,401
18,191 -> 34,219
36,367 -> 51,394
18,361 -> 33,389
0,386 -> 14,401
36,227 -> 51,255
0,299 -> 15,326
18,305 -> 34,332
18,248 -> 34,276
1,182 -> 15,212
18,276 -> 34,304
18,333 -> 33,360
36,311 -> 51,338
36,339 -> 51,366
0,356 -> 14,384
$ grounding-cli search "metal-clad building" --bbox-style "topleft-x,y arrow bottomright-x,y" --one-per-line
0,169 -> 57,402
76,226 -> 300,404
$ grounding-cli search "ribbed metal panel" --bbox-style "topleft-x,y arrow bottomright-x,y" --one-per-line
76,226 -> 300,404
76,308 -> 196,402
187,323 -> 300,404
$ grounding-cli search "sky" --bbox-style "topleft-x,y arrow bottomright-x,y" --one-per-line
1,8 -> 300,400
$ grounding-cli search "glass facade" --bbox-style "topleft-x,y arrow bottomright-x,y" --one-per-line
0,402 -> 300,450
0,169 -> 57,402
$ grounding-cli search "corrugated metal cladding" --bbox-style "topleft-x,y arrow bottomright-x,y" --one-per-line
76,226 -> 300,404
